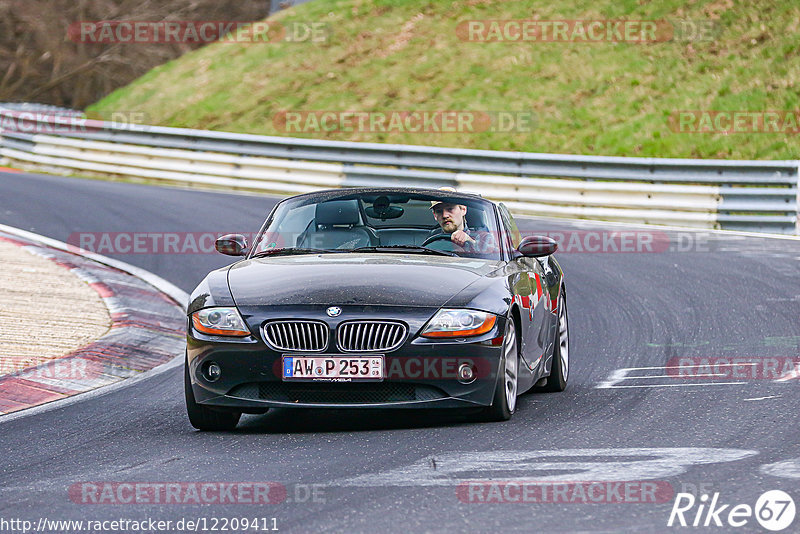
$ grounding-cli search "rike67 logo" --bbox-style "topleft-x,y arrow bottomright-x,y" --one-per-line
668,490 -> 795,531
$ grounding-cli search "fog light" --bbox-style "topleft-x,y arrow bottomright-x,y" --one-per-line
203,362 -> 222,382
458,363 -> 475,384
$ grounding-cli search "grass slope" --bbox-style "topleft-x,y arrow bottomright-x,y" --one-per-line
89,0 -> 800,159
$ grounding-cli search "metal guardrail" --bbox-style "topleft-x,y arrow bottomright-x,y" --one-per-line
0,105 -> 797,233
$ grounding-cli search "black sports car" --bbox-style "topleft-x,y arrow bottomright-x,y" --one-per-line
184,187 -> 568,430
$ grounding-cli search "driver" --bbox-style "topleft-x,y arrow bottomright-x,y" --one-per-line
430,198 -> 476,247
428,186 -> 496,251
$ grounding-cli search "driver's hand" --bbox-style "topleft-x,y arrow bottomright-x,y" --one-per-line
450,230 -> 475,247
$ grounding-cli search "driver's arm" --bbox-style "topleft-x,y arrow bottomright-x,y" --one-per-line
450,229 -> 475,247
466,229 -> 497,252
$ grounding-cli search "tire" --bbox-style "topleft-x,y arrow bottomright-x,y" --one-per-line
543,289 -> 569,392
184,358 -> 241,431
481,317 -> 519,422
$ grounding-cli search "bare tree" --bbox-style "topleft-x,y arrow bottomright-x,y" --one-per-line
0,0 -> 274,109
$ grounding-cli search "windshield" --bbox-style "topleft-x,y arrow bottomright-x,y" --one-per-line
251,191 -> 502,260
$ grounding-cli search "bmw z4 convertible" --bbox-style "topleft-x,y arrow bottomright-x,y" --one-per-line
185,187 -> 568,430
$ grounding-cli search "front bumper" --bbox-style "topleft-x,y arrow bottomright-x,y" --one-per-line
186,307 -> 505,410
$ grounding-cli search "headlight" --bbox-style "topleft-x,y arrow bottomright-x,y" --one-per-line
420,309 -> 497,338
191,307 -> 250,337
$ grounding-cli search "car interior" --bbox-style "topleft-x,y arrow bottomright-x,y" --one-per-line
296,199 -> 379,249
295,197 -> 491,250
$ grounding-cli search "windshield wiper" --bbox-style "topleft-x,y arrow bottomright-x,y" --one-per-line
251,247 -> 341,258
350,245 -> 458,257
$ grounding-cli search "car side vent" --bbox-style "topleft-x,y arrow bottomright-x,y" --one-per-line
263,320 -> 328,352
336,321 -> 407,352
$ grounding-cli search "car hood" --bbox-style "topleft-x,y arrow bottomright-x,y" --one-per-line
227,253 -> 502,308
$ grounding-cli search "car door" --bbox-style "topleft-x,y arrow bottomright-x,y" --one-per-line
537,247 -> 561,361
497,203 -> 551,374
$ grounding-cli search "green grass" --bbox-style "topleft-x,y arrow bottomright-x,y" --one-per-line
89,0 -> 800,159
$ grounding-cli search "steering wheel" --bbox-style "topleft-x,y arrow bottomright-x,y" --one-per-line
421,234 -> 453,247
422,233 -> 477,252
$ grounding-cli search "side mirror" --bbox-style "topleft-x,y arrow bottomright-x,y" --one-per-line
215,234 -> 248,256
517,235 -> 558,258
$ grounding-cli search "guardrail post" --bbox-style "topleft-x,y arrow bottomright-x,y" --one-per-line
796,161 -> 800,235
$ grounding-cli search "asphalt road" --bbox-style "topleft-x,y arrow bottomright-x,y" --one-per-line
1,171 -> 799,533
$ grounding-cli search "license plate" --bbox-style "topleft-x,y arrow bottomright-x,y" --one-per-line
282,355 -> 384,381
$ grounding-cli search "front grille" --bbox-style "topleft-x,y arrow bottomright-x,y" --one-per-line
228,382 -> 446,404
336,321 -> 407,352
263,320 -> 328,352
